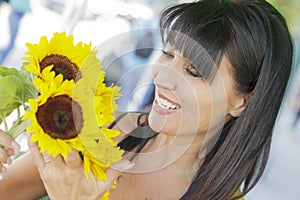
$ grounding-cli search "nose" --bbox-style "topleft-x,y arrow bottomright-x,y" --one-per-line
152,62 -> 177,91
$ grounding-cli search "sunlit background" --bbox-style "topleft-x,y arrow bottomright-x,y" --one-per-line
0,0 -> 299,199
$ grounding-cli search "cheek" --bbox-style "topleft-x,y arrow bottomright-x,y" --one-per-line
185,82 -> 227,134
206,84 -> 228,130
178,82 -> 212,133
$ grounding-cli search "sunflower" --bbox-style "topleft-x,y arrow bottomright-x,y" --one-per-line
23,33 -> 124,199
23,32 -> 93,82
100,191 -> 111,200
23,53 -> 123,175
73,71 -> 123,181
22,70 -> 84,158
73,76 -> 123,199
77,50 -> 122,128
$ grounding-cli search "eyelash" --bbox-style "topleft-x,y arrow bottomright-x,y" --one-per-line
161,50 -> 202,78
185,65 -> 202,78
162,49 -> 174,59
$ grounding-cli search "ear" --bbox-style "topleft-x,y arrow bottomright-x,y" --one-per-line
228,93 -> 252,117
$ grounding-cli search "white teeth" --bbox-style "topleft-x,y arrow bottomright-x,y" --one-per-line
157,95 -> 178,110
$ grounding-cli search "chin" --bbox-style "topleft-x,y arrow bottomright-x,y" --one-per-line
148,110 -> 181,136
148,109 -> 165,133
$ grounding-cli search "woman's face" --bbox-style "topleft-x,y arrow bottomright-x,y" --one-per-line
148,46 -> 244,139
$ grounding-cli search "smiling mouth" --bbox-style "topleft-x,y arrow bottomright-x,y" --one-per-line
156,93 -> 181,110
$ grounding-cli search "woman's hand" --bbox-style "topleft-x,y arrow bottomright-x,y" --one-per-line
0,130 -> 21,173
29,141 -> 134,200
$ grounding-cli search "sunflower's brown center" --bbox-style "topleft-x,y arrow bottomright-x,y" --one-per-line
36,95 -> 83,140
39,54 -> 81,81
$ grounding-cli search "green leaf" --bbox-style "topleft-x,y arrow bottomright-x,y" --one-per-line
0,103 -> 19,124
0,66 -> 37,127
0,66 -> 38,110
18,69 -> 34,82
0,66 -> 37,137
0,76 -> 19,110
18,70 -> 38,101
0,66 -> 19,76
22,81 -> 38,100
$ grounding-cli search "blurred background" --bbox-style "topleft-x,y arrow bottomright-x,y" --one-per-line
0,0 -> 299,199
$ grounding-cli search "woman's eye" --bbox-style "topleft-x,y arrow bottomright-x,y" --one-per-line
185,65 -> 202,78
162,50 -> 174,59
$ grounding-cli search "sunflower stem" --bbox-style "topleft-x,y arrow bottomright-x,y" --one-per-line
3,117 -> 8,133
8,120 -> 30,139
17,107 -> 21,122
11,127 -> 23,139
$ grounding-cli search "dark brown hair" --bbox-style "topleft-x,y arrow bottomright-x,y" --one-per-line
119,0 -> 293,199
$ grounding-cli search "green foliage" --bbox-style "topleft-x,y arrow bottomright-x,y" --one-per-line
0,66 -> 38,137
267,0 -> 300,33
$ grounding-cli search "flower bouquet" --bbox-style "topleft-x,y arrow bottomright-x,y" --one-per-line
2,32 -> 123,199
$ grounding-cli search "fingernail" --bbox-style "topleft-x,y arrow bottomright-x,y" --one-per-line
11,141 -> 20,151
7,149 -> 14,156
6,158 -> 12,165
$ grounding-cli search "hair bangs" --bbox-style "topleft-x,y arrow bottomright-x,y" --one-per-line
160,2 -> 233,83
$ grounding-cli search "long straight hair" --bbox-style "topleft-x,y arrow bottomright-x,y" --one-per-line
119,0 -> 293,199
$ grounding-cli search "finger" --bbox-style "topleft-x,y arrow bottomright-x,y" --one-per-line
109,159 -> 135,172
65,149 -> 82,169
42,151 -> 54,164
97,160 -> 134,191
0,163 -> 7,174
42,151 -> 64,166
0,130 -> 20,152
0,147 -> 11,164
7,148 -> 15,157
28,141 -> 45,170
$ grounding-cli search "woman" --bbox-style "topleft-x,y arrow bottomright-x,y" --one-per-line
0,0 -> 293,199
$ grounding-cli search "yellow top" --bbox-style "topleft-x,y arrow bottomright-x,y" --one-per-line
233,189 -> 245,200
